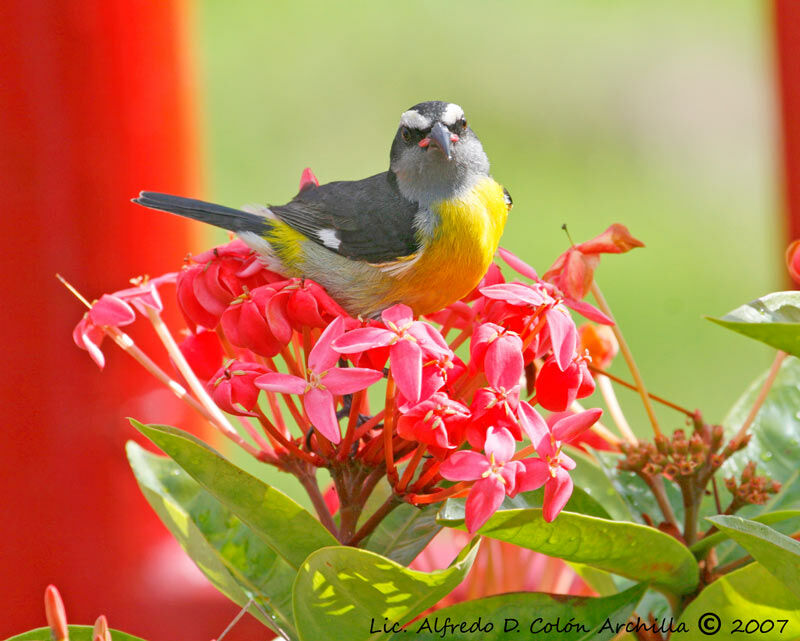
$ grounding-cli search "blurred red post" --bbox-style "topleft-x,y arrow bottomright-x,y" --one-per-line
775,0 -> 800,248
0,2 -> 262,639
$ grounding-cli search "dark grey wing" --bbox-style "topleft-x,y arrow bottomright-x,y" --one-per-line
270,172 -> 421,263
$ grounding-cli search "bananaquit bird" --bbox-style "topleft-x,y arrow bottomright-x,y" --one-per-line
134,101 -> 511,318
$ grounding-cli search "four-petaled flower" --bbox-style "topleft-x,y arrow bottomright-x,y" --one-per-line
332,304 -> 450,403
256,317 -> 383,443
517,402 -> 603,522
439,426 -> 526,534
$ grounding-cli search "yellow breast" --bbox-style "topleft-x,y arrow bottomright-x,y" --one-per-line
388,176 -> 509,316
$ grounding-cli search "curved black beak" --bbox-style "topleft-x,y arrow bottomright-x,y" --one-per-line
428,121 -> 452,160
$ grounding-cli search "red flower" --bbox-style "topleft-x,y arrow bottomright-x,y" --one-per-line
439,426 -> 526,534
534,355 -> 594,412
332,304 -> 450,404
72,294 -> 137,369
221,284 -> 287,357
541,224 -> 644,301
267,278 -> 347,338
517,403 -> 603,521
179,330 -> 224,381
208,360 -> 268,417
177,239 -> 281,330
496,247 -> 612,325
396,392 -> 470,453
256,317 -> 383,443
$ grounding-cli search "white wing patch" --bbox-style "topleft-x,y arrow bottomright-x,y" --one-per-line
441,103 -> 464,126
317,228 -> 342,250
400,109 -> 432,130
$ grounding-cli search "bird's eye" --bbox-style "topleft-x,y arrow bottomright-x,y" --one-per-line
459,118 -> 467,130
401,126 -> 412,143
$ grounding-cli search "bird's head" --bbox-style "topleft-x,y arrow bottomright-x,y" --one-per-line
389,101 -> 490,204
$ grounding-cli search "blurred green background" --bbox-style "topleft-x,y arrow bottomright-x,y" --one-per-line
195,0 -> 779,443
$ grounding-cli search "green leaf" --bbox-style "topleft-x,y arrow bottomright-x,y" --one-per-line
707,291 -> 800,357
3,626 -> 147,641
690,510 -> 800,557
591,449 -> 685,525
292,538 -> 479,641
706,515 -> 800,595
438,501 -> 698,594
362,495 -> 441,566
389,583 -> 647,641
568,449 -> 633,522
132,421 -> 338,570
127,442 -> 297,638
676,562 -> 800,640
721,357 -> 800,516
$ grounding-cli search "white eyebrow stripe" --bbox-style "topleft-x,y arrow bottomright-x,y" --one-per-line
399,110 -> 432,130
440,103 -> 464,126
317,229 -> 341,250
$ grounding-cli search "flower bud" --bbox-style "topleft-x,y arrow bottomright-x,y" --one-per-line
44,585 -> 69,641
786,239 -> 800,285
577,323 -> 618,369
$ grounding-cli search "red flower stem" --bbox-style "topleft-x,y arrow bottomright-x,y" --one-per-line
145,308 -> 238,432
302,326 -> 312,370
512,444 -> 536,461
357,433 -> 383,464
348,494 -> 402,546
409,459 -> 442,493
521,310 -> 547,352
56,275 -> 271,459
588,364 -> 695,419
236,415 -> 279,457
353,409 -> 386,441
590,281 -> 662,437
358,466 -> 387,504
439,310 -> 456,340
215,325 -> 237,359
396,444 -> 427,493
406,482 -> 471,505
338,389 -> 364,461
263,390 -> 289,438
290,462 -> 338,537
568,400 -> 622,449
639,472 -> 679,528
383,374 -> 399,486
448,326 -> 472,351
291,333 -> 305,374
253,406 -> 320,465
279,390 -> 308,433
279,344 -> 303,378
729,351 -> 787,451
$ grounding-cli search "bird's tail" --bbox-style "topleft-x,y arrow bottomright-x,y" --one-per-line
133,191 -> 269,235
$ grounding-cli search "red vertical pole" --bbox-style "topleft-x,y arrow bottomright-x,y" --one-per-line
0,2 -> 262,639
775,1 -> 800,249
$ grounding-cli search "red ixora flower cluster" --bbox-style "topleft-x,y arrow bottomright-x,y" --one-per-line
72,214 -> 642,534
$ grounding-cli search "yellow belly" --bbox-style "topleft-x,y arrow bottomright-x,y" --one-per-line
388,176 -> 509,316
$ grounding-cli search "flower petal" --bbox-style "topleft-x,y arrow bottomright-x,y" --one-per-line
543,468 -> 573,522
381,303 -> 413,328
323,367 -> 383,395
309,316 -> 346,372
545,307 -> 577,371
551,408 -> 603,443
331,327 -> 394,353
390,339 -> 422,403
565,298 -> 614,325
517,401 -> 550,450
483,426 -> 516,464
497,247 -> 539,280
304,387 -> 341,443
439,450 -> 490,481
517,458 -> 550,493
485,335 -> 523,390
89,294 -> 136,327
464,477 -> 506,534
254,372 -> 307,395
